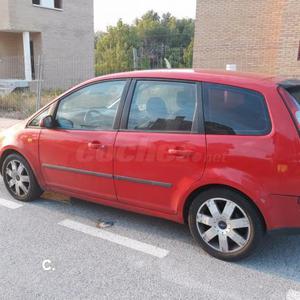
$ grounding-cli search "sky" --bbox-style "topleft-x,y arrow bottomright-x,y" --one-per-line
94,0 -> 197,32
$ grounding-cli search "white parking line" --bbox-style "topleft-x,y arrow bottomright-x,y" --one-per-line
287,289 -> 300,300
58,219 -> 170,258
0,198 -> 23,209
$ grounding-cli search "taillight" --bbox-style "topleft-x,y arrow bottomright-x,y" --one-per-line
278,87 -> 300,133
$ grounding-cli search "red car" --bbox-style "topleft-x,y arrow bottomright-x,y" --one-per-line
0,70 -> 299,261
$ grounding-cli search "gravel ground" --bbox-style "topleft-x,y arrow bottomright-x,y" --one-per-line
0,118 -> 20,131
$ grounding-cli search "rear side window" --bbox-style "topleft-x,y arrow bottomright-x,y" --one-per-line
203,83 -> 271,135
127,81 -> 197,132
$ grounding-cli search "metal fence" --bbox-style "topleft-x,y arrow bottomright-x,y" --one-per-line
1,47 -> 300,120
0,55 -> 94,119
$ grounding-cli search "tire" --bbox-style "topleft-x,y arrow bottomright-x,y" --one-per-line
2,153 -> 43,202
188,187 -> 264,261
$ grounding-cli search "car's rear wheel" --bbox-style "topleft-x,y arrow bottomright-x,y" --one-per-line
2,153 -> 43,202
188,188 -> 264,261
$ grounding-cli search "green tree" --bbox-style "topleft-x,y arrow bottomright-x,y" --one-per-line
183,39 -> 194,68
94,31 -> 104,48
95,11 -> 194,75
95,20 -> 138,75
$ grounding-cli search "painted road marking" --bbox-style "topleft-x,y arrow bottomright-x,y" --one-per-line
58,219 -> 169,258
287,289 -> 300,300
0,198 -> 23,209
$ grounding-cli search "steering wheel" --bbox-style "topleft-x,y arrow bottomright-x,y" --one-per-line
83,109 -> 102,126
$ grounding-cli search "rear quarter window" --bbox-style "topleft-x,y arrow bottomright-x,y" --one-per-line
203,83 -> 271,136
286,86 -> 300,105
280,85 -> 300,132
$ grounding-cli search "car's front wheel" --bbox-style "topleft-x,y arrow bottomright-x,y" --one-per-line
2,153 -> 43,202
188,188 -> 264,261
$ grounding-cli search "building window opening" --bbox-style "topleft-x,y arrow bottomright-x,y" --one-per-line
32,0 -> 62,9
54,0 -> 62,9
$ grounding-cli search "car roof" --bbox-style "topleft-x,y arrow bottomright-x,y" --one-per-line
84,69 -> 285,88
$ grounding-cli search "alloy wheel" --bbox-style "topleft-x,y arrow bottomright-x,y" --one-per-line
5,160 -> 30,198
196,197 -> 251,253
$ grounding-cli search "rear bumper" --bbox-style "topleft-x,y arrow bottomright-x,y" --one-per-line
264,194 -> 300,230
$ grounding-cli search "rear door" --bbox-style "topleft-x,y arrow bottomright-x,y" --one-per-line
114,79 -> 206,214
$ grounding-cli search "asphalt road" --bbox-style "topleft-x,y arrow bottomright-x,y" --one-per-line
0,180 -> 300,300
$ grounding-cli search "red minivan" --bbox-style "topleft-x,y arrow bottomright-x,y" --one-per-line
0,70 -> 299,261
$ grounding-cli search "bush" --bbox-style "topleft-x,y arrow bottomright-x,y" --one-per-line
0,90 -> 62,119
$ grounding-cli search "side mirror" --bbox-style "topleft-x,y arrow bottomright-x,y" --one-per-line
39,115 -> 55,129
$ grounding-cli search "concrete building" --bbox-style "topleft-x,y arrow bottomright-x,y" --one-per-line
0,0 -> 94,91
193,0 -> 300,77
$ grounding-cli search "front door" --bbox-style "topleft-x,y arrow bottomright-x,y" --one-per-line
114,79 -> 206,214
39,80 -> 128,201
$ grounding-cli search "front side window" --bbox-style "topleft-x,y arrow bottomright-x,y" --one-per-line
127,81 -> 197,132
203,83 -> 271,136
55,80 -> 127,130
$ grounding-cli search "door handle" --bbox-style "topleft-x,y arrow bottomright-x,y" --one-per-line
88,141 -> 106,150
168,148 -> 194,157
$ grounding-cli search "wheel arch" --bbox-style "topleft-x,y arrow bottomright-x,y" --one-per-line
0,149 -> 35,177
182,184 -> 267,231
0,149 -> 21,174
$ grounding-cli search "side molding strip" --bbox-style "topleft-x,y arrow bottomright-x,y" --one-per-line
42,164 -> 173,188
42,164 -> 113,179
114,175 -> 172,188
